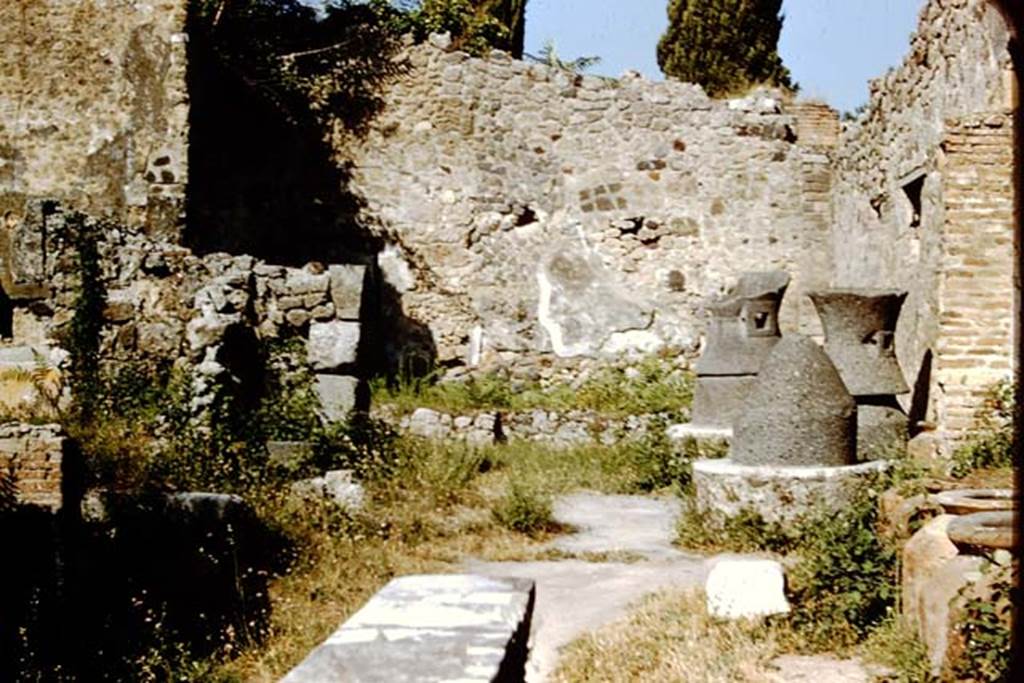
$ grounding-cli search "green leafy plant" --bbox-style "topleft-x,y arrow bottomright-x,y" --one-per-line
950,568 -> 1015,682
784,486 -> 899,649
394,0 -> 526,56
676,478 -> 900,650
950,379 -> 1016,477
526,39 -> 601,74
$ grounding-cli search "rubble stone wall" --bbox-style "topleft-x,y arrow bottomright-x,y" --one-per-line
0,0 -> 190,242
338,39 -> 837,371
831,0 -> 1016,441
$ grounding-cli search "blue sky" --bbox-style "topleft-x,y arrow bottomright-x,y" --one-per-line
524,0 -> 926,112
299,1 -> 927,113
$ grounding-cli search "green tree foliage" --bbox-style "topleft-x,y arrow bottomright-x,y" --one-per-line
656,0 -> 793,97
188,0 -> 406,130
395,0 -> 527,56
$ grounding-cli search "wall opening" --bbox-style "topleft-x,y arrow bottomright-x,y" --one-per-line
901,173 -> 925,229
0,287 -> 12,340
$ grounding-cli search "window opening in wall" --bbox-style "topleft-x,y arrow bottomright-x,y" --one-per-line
902,174 -> 925,229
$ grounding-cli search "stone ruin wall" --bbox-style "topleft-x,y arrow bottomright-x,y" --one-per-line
337,39 -> 836,375
0,1 -> 368,428
0,0 -> 190,244
831,0 -> 1017,442
0,0 -> 1016,449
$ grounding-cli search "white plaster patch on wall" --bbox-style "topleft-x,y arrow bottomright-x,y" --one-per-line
377,242 -> 416,293
536,266 -> 588,358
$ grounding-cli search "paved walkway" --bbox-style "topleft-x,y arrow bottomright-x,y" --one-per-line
464,492 -> 706,681
464,491 -> 881,682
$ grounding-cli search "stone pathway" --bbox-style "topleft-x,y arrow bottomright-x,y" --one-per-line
464,492 -> 705,682
464,491 -> 882,682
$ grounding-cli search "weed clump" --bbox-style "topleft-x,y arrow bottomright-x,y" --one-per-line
492,482 -> 556,536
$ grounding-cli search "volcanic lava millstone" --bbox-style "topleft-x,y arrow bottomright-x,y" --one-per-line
809,288 -> 909,459
731,334 -> 857,467
690,271 -> 790,430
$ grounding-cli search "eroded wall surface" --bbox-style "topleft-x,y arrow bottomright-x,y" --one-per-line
0,0 -> 189,242
337,40 -> 836,371
832,0 -> 1016,440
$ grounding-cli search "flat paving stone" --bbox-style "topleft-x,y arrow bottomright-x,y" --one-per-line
766,654 -> 890,683
549,492 -> 686,561
465,492 -> 706,681
464,558 -> 704,682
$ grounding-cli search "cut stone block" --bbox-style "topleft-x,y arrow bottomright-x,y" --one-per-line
705,557 -> 790,619
291,470 -> 365,511
315,374 -> 359,422
328,265 -> 367,321
280,574 -> 535,683
307,321 -> 360,372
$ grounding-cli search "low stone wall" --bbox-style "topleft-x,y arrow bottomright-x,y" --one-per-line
1,201 -> 371,422
0,423 -> 68,511
282,574 -> 535,683
384,406 -> 677,446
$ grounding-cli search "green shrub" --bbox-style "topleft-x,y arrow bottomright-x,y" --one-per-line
951,380 -> 1016,478
493,482 -> 555,536
951,568 -> 1016,682
677,478 -> 900,650
784,487 -> 899,649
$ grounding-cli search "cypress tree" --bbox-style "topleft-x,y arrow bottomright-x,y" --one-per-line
657,0 -> 793,97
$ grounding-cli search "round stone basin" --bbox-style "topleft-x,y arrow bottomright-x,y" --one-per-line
946,511 -> 1018,553
932,488 -> 1018,516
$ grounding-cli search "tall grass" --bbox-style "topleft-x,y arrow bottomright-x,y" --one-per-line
372,355 -> 694,418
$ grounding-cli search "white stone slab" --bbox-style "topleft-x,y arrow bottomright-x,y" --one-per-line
666,423 -> 733,441
280,574 -> 534,683
705,557 -> 790,619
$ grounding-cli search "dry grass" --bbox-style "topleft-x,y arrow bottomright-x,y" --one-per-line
551,589 -> 780,683
212,436 -> 674,680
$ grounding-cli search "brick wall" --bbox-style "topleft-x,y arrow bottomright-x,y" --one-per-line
935,113 -> 1017,436
831,0 -> 1016,444
0,423 -> 66,511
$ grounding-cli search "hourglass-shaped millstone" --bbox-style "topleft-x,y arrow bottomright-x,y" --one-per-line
809,289 -> 909,459
732,335 -> 857,467
808,289 -> 909,396
690,271 -> 790,429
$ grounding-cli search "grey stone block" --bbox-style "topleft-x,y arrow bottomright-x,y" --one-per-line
280,574 -> 535,683
308,321 -> 361,372
315,374 -> 359,422
328,265 -> 367,321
